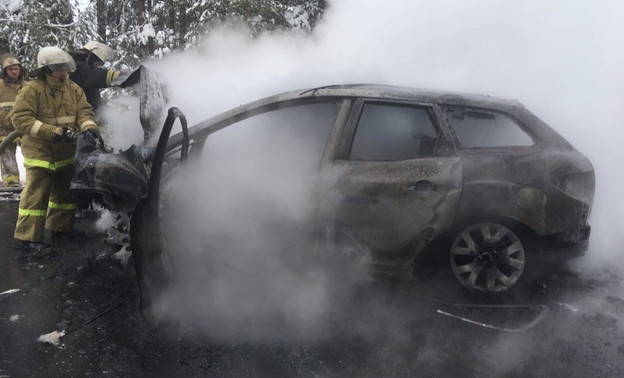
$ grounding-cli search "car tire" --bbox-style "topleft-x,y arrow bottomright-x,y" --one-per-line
449,222 -> 526,293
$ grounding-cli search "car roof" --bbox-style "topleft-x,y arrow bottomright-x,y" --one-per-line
284,84 -> 525,111
190,84 -> 526,135
174,83 -> 570,151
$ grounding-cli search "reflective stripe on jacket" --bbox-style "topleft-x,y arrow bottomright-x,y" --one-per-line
11,74 -> 98,167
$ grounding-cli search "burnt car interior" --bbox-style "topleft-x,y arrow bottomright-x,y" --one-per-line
348,103 -> 441,160
444,107 -> 536,148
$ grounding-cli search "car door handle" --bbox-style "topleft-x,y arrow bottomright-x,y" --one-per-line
406,180 -> 436,193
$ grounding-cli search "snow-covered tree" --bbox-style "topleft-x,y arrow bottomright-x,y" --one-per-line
181,0 -> 326,47
110,2 -> 144,68
1,0 -> 327,72
282,0 -> 326,32
0,0 -> 97,70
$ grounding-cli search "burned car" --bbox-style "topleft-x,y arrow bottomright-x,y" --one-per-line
66,84 -> 594,313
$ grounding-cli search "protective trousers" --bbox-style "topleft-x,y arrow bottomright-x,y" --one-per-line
0,141 -> 20,184
14,164 -> 76,241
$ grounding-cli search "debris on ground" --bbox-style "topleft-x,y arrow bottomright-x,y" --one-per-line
0,289 -> 20,296
437,304 -> 551,333
112,245 -> 132,266
37,330 -> 65,346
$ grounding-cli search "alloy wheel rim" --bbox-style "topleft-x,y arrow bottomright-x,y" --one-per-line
450,223 -> 525,292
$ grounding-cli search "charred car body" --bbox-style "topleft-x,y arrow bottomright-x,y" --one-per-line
65,83 -> 594,315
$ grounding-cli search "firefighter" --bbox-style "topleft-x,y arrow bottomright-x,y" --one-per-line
69,41 -> 120,113
12,46 -> 101,253
0,53 -> 25,187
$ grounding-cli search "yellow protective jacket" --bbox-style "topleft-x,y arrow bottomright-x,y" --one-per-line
0,79 -> 23,138
12,74 -> 98,170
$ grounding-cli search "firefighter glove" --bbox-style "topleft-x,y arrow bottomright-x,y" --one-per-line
84,128 -> 101,142
52,127 -> 77,142
83,129 -> 110,151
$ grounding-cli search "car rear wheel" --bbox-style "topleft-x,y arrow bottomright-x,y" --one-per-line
450,222 -> 526,292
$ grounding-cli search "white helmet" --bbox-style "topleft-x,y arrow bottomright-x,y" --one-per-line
36,46 -> 76,71
84,41 -> 116,62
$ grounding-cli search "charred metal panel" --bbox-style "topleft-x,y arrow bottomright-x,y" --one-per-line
456,147 -> 593,236
112,65 -> 169,141
139,66 -> 168,140
71,134 -> 151,211
333,157 -> 462,252
131,108 -> 188,321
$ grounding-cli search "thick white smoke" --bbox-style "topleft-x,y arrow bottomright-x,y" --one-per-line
98,0 -> 623,343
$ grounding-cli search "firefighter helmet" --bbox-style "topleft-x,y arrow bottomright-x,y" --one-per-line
84,41 -> 116,62
36,46 -> 76,71
1,54 -> 21,69
29,46 -> 76,77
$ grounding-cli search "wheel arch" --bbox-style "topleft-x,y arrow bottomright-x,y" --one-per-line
448,212 -> 538,243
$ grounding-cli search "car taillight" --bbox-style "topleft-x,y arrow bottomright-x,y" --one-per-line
551,170 -> 595,205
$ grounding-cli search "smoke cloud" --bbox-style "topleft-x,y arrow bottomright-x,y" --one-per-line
98,0 -> 623,346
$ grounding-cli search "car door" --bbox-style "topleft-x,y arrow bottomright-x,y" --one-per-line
322,99 -> 463,255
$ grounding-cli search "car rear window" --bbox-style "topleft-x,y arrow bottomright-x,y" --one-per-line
349,103 -> 440,161
443,107 -> 534,148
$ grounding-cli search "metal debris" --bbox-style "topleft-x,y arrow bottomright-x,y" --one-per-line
437,304 -> 551,333
0,289 -> 20,297
112,245 -> 133,266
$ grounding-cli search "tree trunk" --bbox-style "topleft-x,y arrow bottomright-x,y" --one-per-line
95,0 -> 106,41
138,0 -> 145,24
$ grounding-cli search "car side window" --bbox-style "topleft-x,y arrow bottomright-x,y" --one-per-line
349,103 -> 440,161
201,102 -> 337,174
443,107 -> 534,148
